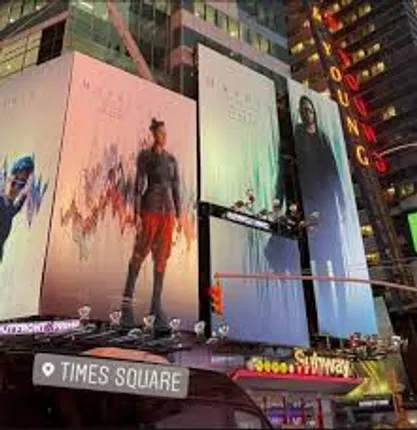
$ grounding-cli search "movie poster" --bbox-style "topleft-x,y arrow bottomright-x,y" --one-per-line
210,217 -> 310,347
41,53 -> 198,329
0,55 -> 72,319
288,79 -> 377,338
198,44 -> 281,211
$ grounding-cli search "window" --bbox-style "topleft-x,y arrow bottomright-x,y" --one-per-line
259,36 -> 270,54
228,17 -> 239,38
9,0 -> 23,23
308,52 -> 319,62
330,3 -> 341,13
366,251 -> 380,265
382,105 -> 396,121
216,10 -> 228,32
205,4 -> 215,24
358,3 -> 372,17
0,2 -> 10,31
371,61 -> 385,76
291,42 -> 304,55
194,1 -> 205,18
368,43 -> 380,55
353,49 -> 365,62
361,225 -> 373,237
358,69 -> 370,83
399,183 -> 415,198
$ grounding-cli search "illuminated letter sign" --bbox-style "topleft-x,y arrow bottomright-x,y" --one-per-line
246,350 -> 352,379
355,145 -> 370,167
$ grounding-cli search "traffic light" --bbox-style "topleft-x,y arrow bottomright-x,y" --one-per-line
210,280 -> 223,316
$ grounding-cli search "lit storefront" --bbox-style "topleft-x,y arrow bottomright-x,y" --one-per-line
229,349 -> 363,429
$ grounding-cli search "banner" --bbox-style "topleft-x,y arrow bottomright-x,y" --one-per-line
0,55 -> 72,319
288,79 -> 377,338
198,44 -> 281,211
210,217 -> 309,347
41,53 -> 198,329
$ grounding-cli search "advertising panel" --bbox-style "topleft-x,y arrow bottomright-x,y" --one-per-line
287,79 -> 377,338
0,55 -> 72,319
210,217 -> 309,347
198,44 -> 281,211
41,53 -> 198,330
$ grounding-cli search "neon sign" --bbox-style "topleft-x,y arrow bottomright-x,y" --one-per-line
310,6 -> 388,174
0,319 -> 80,336
246,348 -> 352,379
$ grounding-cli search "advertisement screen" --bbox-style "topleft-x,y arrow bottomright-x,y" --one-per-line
198,44 -> 281,211
407,211 -> 417,253
210,217 -> 309,347
0,55 -> 72,319
288,79 -> 377,338
41,53 -> 198,330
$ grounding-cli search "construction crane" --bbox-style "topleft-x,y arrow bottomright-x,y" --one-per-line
105,0 -> 154,82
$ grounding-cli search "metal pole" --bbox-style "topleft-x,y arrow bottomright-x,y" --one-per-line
213,272 -> 417,294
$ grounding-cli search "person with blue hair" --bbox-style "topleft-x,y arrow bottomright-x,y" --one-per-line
0,155 -> 34,262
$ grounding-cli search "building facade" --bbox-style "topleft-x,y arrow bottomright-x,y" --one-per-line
286,0 -> 417,391
286,0 -> 417,283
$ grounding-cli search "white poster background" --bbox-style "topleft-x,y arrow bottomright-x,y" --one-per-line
0,55 -> 73,319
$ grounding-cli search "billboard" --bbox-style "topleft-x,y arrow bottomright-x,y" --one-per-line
210,217 -> 309,347
41,53 -> 198,330
407,211 -> 417,253
288,79 -> 377,338
198,44 -> 281,211
0,55 -> 72,319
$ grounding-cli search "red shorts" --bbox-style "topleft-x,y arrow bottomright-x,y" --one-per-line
131,212 -> 175,273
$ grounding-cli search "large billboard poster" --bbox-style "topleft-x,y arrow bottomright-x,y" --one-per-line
41,53 -> 198,330
210,217 -> 310,347
0,56 -> 72,319
198,44 -> 280,211
288,79 -> 377,338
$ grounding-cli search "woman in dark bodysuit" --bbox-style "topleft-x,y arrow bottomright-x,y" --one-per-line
121,118 -> 181,329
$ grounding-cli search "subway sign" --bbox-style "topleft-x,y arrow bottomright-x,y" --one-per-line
246,348 -> 352,379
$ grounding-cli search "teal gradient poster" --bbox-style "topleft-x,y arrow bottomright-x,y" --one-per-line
288,79 -> 377,338
198,44 -> 279,211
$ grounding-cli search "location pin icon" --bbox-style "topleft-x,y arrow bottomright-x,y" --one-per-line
42,362 -> 55,378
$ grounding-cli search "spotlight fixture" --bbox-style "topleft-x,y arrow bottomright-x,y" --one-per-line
109,310 -> 122,328
77,305 -> 91,322
336,332 -> 408,360
143,315 -> 155,331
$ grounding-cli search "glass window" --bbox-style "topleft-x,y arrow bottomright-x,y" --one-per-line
308,52 -> 319,62
358,3 -> 372,17
361,225 -> 373,237
194,0 -> 204,18
216,10 -> 228,32
35,0 -> 47,10
372,61 -> 385,75
1,54 -> 24,77
24,47 -> 39,67
9,0 -> 23,23
23,0 -> 35,16
259,36 -> 270,54
366,251 -> 380,265
291,42 -> 304,55
228,17 -> 239,38
382,105 -> 396,121
0,3 -> 10,31
248,29 -> 259,49
205,4 -> 215,24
